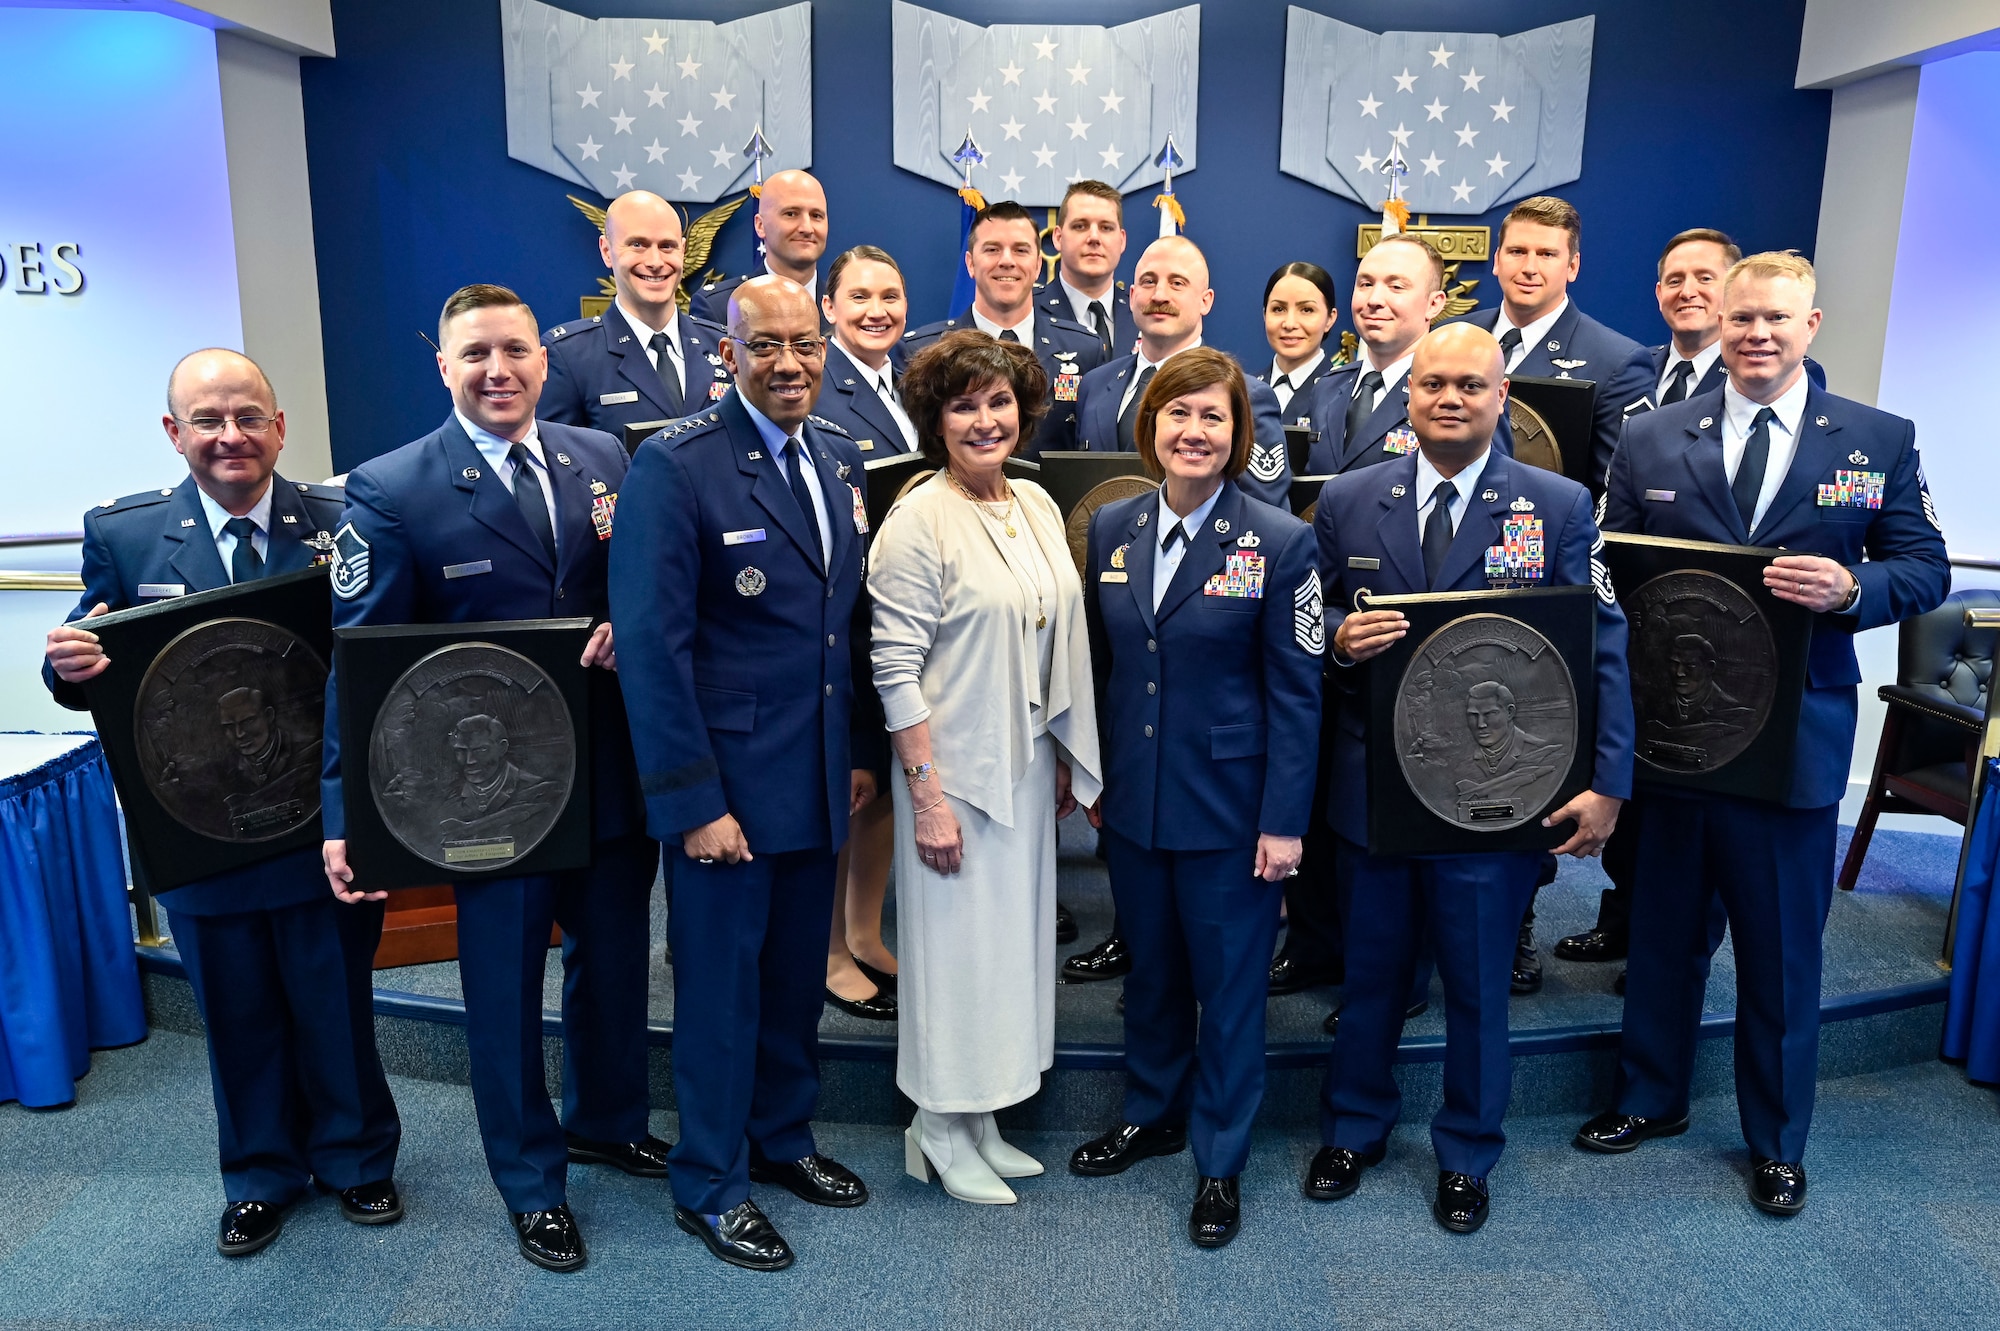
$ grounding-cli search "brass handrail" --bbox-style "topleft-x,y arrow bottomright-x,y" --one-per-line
0,572 -> 84,592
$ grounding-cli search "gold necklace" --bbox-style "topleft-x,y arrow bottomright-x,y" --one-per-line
948,469 -> 1017,538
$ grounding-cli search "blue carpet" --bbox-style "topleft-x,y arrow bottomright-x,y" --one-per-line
3,1031 -> 1998,1329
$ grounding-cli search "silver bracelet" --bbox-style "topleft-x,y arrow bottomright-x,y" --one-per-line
912,795 -> 946,815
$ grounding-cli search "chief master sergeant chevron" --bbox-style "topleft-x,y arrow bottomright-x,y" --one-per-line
609,274 -> 879,1273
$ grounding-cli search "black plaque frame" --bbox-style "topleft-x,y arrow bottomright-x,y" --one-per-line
623,418 -> 674,456
1036,451 -> 1152,521
862,452 -> 932,534
1506,375 -> 1597,488
1364,585 -> 1598,858
1283,425 -> 1321,477
82,566 -> 333,893
1600,533 -> 1811,800
334,618 -> 594,890
1290,475 -> 1334,520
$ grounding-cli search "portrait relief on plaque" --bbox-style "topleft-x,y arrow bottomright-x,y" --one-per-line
1626,570 -> 1775,773
135,617 -> 328,842
367,642 -> 576,872
1392,613 -> 1578,832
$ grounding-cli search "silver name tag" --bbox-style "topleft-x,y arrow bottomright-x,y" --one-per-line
137,583 -> 185,598
1100,571 -> 1129,583
723,528 -> 766,546
1645,489 -> 1677,502
443,560 -> 493,579
1347,557 -> 1381,570
599,390 -> 640,405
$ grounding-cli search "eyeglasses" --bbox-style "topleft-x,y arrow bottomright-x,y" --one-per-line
728,336 -> 826,362
174,414 -> 276,436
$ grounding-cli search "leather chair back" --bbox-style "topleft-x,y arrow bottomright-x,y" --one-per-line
1897,588 -> 2000,770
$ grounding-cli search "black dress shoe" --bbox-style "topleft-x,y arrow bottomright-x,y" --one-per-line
1322,998 -> 1428,1036
1268,954 -> 1342,995
217,1200 -> 282,1257
675,1200 -> 793,1271
1302,1144 -> 1383,1201
1572,1110 -> 1690,1154
1061,933 -> 1131,981
1188,1175 -> 1241,1248
1056,900 -> 1080,945
1553,926 -> 1628,963
1433,1172 -> 1489,1233
566,1132 -> 672,1177
747,1150 -> 868,1207
1511,920 -> 1542,995
1749,1158 -> 1807,1216
1068,1122 -> 1188,1176
824,983 -> 897,1021
852,956 -> 898,994
511,1205 -> 586,1272
334,1178 -> 403,1225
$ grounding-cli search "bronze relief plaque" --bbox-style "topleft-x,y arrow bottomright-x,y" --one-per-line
134,616 -> 327,843
1627,569 -> 1775,773
367,641 -> 576,872
1392,612 -> 1579,832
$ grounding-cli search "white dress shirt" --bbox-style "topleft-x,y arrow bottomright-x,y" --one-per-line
1352,348 -> 1415,411
196,483 -> 273,581
739,394 -> 831,562
1494,297 -> 1570,372
970,305 -> 1035,344
618,301 -> 685,394
1120,338 -> 1203,418
1414,447 -> 1490,541
1721,373 -> 1811,538
1657,339 -> 1722,401
457,410 -> 559,555
1268,348 -> 1326,415
1059,275 -> 1117,337
1151,484 -> 1224,613
839,342 -> 920,450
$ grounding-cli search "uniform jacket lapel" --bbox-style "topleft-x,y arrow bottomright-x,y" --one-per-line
1156,483 -> 1244,623
604,310 -> 675,419
442,417 -> 556,574
544,434 -> 600,586
806,425 -> 854,577
1435,454 -> 1512,591
262,480 -> 317,576
1340,378 -> 1411,470
677,312 -> 723,406
1123,503 -> 1160,637
1755,385 -> 1844,542
726,393 -> 825,575
825,343 -> 902,448
1092,357 -> 1134,450
1516,302 -> 1584,378
164,478 -> 230,592
1373,456 -> 1427,591
1676,393 -> 1744,541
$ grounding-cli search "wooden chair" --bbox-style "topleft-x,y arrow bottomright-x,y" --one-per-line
1839,589 -> 2000,890
372,888 -> 562,968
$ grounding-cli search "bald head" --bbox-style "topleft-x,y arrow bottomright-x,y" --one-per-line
1407,323 -> 1509,470
722,275 -> 823,430
1130,235 -> 1215,359
167,348 -> 274,417
754,170 -> 828,283
600,190 -> 685,327
162,348 -> 286,512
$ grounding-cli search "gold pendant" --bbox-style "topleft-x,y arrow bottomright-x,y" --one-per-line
1037,615 -> 1047,628
1005,524 -> 1017,538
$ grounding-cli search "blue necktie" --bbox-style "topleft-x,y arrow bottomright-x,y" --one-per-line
784,437 -> 822,560
1732,407 -> 1776,534
1422,481 -> 1457,588
509,443 -> 557,564
223,516 -> 263,584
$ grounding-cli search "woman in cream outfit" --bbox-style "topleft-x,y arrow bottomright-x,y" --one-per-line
869,330 -> 1102,1204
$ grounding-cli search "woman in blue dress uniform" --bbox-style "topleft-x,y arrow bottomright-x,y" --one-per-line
1068,348 -> 1325,1248
1256,262 -> 1343,425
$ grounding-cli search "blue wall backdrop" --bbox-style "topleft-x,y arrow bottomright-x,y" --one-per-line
302,0 -> 1830,470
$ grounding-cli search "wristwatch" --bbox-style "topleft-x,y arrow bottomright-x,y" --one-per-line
1836,573 -> 1861,613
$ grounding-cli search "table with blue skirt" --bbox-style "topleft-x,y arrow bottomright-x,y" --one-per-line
0,733 -> 146,1107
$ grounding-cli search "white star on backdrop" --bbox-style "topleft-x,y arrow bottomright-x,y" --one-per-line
1455,122 -> 1479,147
999,61 -> 1023,86
1066,60 -> 1091,85
709,143 -> 734,167
610,55 -> 633,81
1424,97 -> 1448,122
1033,89 -> 1058,114
1428,43 -> 1454,68
1490,98 -> 1514,122
677,111 -> 701,136
1389,122 -> 1412,147
578,84 -> 602,108
1000,116 -> 1023,140
578,136 -> 602,160
1032,143 -> 1057,167
1460,68 -> 1484,92
1393,68 -> 1418,93
678,166 -> 701,191
1358,93 -> 1381,118
642,30 -> 666,55
1032,33 -> 1057,60
968,88 -> 991,113
1066,114 -> 1091,140
711,85 -> 735,110
1420,151 -> 1443,175
1100,145 -> 1123,169
609,109 -> 634,134
643,138 -> 667,163
1000,168 -> 1024,192
677,55 -> 700,79
1451,178 -> 1476,202
1100,89 -> 1123,113
1485,152 -> 1510,175
1355,147 -> 1380,172
643,83 -> 667,108
611,164 -> 636,188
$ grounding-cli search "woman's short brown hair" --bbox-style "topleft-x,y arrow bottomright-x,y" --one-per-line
898,329 -> 1051,464
1133,347 -> 1255,482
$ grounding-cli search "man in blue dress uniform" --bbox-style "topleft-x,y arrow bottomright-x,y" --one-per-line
609,275 -> 877,1271
319,285 -> 661,1272
1034,179 -> 1137,359
1574,253 -> 1949,1216
690,169 -> 831,333
540,190 -> 731,437
44,349 -> 400,1258
1306,324 -> 1634,1234
897,200 -> 1106,457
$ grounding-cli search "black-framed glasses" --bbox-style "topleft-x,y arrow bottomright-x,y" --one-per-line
173,414 -> 275,436
728,335 -> 826,362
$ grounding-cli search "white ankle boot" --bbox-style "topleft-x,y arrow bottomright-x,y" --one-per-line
904,1109 -> 1016,1204
971,1112 -> 1044,1178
